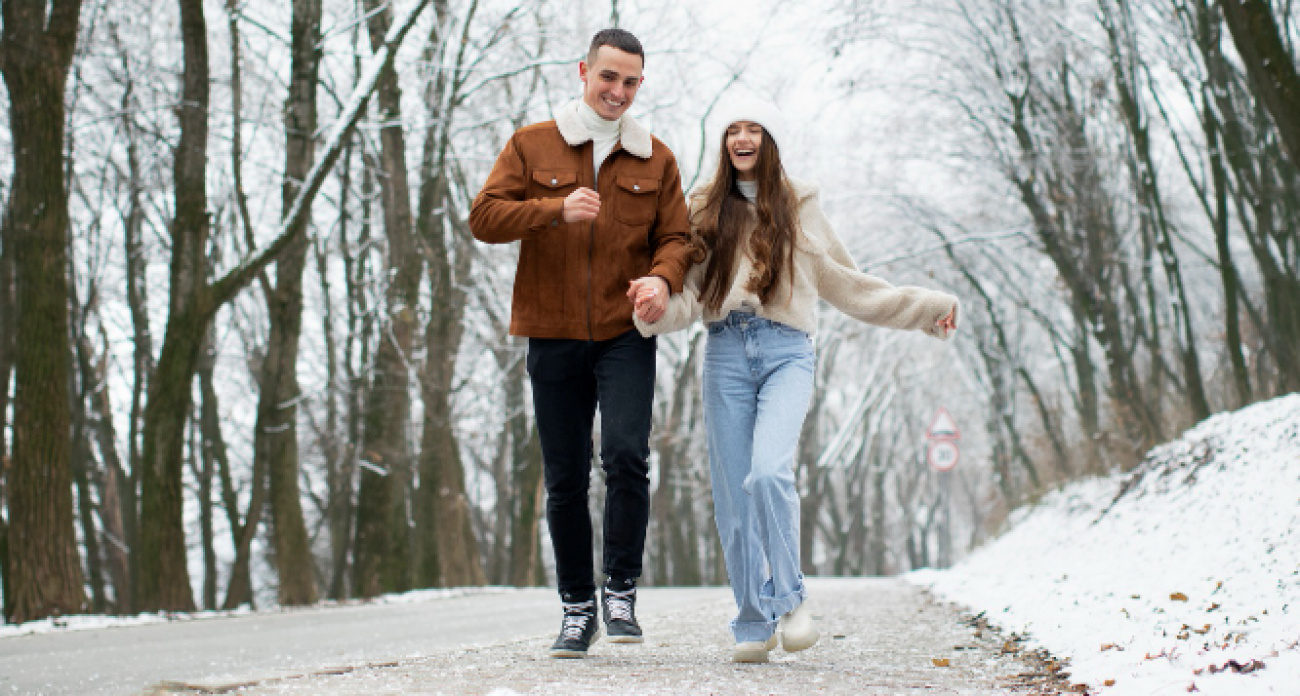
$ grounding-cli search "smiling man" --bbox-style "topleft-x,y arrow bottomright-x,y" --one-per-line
469,28 -> 693,658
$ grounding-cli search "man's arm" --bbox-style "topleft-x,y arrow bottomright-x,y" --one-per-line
469,135 -> 567,244
643,151 -> 693,293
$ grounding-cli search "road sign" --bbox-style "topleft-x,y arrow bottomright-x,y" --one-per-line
926,407 -> 960,471
927,440 -> 960,472
926,407 -> 960,441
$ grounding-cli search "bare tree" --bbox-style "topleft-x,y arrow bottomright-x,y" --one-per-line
352,0 -> 428,597
134,0 -> 434,611
247,0 -> 324,607
0,0 -> 89,623
1101,0 -> 1210,421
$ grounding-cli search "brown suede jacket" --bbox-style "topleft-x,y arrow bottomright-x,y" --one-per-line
469,100 -> 693,341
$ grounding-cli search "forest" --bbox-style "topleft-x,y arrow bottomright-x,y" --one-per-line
0,0 -> 1296,624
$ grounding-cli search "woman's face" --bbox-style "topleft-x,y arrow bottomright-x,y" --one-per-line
725,121 -> 764,181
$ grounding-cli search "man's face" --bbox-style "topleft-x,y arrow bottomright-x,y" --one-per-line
579,46 -> 644,121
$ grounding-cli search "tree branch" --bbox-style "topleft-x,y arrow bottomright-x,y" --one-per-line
208,0 -> 433,311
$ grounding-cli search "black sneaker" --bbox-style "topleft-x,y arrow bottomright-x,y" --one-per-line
550,598 -> 600,658
601,577 -> 643,644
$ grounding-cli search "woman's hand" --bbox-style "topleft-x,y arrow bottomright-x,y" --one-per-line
936,307 -> 957,338
628,277 -> 668,323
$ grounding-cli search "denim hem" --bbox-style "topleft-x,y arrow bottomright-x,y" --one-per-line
731,618 -> 779,643
766,583 -> 806,619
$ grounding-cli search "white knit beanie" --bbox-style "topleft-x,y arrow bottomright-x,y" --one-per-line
711,94 -> 789,154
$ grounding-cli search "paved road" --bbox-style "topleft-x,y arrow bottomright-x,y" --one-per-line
0,579 -> 1064,695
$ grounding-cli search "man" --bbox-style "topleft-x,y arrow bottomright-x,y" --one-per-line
469,28 -> 692,658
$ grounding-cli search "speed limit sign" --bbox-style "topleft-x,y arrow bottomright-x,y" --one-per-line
927,440 -> 959,471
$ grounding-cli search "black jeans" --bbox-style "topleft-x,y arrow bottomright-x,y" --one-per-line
527,329 -> 656,601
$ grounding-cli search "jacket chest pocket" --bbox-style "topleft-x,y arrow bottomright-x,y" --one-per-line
612,175 -> 660,227
531,169 -> 578,198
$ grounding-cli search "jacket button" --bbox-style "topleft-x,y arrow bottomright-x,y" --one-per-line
551,178 -> 558,185
550,219 -> 559,227
633,184 -> 640,191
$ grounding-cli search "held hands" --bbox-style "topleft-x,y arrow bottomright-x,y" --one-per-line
935,307 -> 957,338
562,187 -> 601,223
628,276 -> 669,324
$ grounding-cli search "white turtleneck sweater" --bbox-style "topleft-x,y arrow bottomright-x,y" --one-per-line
736,180 -> 758,201
575,100 -> 622,181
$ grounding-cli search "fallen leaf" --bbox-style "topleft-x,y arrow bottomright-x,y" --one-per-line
1104,679 -> 1116,686
1100,643 -> 1121,651
1186,683 -> 1199,693
932,658 -> 951,667
1171,592 -> 1189,602
1069,684 -> 1089,693
1207,659 -> 1265,674
1192,624 -> 1211,635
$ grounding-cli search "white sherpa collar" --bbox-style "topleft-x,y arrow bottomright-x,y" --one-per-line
555,99 -> 654,160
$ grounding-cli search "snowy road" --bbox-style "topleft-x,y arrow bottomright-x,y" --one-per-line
0,579 -> 1062,695
0,588 -> 572,695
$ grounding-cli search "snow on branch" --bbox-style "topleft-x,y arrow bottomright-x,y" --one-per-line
210,0 -> 434,310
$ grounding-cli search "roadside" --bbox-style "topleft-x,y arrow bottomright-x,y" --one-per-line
180,578 -> 1077,696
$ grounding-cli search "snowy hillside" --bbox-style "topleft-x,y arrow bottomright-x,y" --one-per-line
912,394 -> 1300,695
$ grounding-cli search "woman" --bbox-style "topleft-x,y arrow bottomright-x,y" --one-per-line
632,97 -> 959,664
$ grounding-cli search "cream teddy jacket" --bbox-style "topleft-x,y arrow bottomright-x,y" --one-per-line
634,178 -> 960,339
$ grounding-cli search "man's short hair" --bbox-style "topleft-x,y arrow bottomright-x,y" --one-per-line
587,28 -> 644,67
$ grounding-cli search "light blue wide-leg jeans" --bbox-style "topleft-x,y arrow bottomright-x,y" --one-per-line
703,311 -> 815,644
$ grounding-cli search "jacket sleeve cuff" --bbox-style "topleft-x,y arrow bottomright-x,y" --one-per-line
526,198 -> 567,235
647,263 -> 685,294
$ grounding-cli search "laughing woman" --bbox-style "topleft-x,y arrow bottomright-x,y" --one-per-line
631,97 -> 960,664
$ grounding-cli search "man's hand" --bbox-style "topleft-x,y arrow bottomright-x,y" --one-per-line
628,276 -> 669,324
562,187 -> 601,223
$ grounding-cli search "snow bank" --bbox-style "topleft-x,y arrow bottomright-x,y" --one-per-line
912,394 -> 1300,695
0,586 -> 516,639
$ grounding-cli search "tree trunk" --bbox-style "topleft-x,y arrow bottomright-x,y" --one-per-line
70,339 -> 106,614
1104,0 -> 1211,422
248,0 -> 323,607
352,0 -> 426,598
188,407 -> 217,610
416,230 -> 482,587
651,332 -> 704,585
327,137 -> 370,601
1,0 -> 89,624
1195,8 -> 1252,406
0,196 -> 12,618
77,329 -> 132,611
504,340 -> 545,587
1220,0 -> 1300,168
117,34 -> 151,613
200,335 -> 260,610
135,0 -> 212,612
413,7 -> 482,589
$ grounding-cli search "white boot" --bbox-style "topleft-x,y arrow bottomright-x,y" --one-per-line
780,601 -> 819,652
732,633 -> 779,663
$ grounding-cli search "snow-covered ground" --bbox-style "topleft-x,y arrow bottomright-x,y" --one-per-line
0,586 -> 511,640
913,393 -> 1300,695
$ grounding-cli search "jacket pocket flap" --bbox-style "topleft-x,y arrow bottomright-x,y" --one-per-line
532,170 -> 577,188
615,176 -> 659,194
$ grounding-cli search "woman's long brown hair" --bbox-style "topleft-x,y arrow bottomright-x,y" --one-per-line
690,127 -> 799,314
